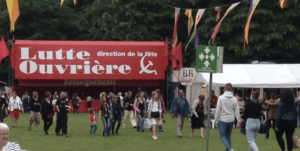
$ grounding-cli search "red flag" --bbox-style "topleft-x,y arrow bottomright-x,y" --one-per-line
170,46 -> 177,69
175,43 -> 183,70
216,7 -> 222,22
163,37 -> 169,70
0,37 -> 10,67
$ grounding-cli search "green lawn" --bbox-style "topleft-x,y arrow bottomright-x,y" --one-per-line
4,112 -> 286,151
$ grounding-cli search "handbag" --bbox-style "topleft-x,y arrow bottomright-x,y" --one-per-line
259,121 -> 267,134
47,114 -> 54,118
293,129 -> 300,148
151,112 -> 160,118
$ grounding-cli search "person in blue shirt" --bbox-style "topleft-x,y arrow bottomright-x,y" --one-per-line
170,89 -> 191,138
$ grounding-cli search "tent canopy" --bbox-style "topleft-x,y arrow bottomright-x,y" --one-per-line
193,64 -> 300,88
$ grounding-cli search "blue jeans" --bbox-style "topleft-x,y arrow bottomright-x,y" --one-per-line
23,102 -> 29,113
101,116 -> 110,136
136,110 -> 145,131
219,121 -> 234,151
246,118 -> 260,151
0,109 -> 5,122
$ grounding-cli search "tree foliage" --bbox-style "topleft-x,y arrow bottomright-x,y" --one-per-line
0,0 -> 300,83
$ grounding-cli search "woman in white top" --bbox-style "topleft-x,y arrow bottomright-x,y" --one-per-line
148,91 -> 162,140
8,92 -> 23,127
191,95 -> 207,137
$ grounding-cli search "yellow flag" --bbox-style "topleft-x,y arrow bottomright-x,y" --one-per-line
6,0 -> 20,32
61,0 -> 64,5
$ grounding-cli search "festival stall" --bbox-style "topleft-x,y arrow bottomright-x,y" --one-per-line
11,40 -> 168,112
185,64 -> 300,105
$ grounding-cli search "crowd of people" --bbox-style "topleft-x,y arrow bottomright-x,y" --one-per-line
0,85 -> 300,150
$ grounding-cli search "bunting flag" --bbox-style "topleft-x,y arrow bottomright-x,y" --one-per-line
0,37 -> 10,67
279,0 -> 289,8
172,8 -> 180,47
244,0 -> 260,50
194,32 -> 199,50
216,7 -> 222,22
185,9 -> 205,51
61,0 -> 64,5
74,0 -> 76,5
209,2 -> 241,44
185,9 -> 194,37
170,43 -> 183,70
6,0 -> 20,32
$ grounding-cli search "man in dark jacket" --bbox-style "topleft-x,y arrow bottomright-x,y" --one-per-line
28,91 -> 42,131
122,91 -> 137,128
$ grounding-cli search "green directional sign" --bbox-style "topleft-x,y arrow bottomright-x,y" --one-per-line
196,45 -> 224,73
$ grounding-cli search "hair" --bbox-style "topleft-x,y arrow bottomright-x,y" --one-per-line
270,92 -> 276,100
252,90 -> 260,99
212,90 -> 215,93
155,89 -> 162,96
89,108 -> 95,114
13,91 -> 17,95
281,89 -> 295,109
100,96 -> 109,107
45,91 -> 51,98
151,91 -> 160,106
25,92 -> 28,95
0,123 -> 9,130
72,93 -> 78,99
224,83 -> 232,91
113,96 -> 121,105
198,95 -> 205,101
127,91 -> 132,94
137,91 -> 144,99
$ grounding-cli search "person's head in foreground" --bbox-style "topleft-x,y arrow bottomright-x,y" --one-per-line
0,123 -> 21,151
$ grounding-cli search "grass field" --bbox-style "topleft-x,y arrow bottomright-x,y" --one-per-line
3,112 -> 288,151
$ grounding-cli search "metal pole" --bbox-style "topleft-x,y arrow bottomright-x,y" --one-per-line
205,73 -> 213,151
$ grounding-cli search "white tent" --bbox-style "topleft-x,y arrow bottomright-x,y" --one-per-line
194,64 -> 300,88
186,64 -> 300,104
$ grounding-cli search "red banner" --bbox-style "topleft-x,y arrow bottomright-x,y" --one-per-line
11,40 -> 167,80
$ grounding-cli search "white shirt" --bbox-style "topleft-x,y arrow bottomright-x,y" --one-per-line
8,97 -> 22,111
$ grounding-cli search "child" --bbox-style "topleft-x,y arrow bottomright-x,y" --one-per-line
89,108 -> 98,135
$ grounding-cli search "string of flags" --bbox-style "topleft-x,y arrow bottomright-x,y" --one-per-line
169,0 -> 290,51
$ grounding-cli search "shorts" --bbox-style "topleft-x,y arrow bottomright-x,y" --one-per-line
10,109 -> 20,118
29,111 -> 40,124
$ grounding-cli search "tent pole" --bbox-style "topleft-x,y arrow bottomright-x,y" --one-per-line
205,73 -> 213,151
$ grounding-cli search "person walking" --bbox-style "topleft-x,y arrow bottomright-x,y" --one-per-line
71,93 -> 79,115
0,90 -> 5,123
86,94 -> 92,111
134,91 -> 146,132
99,95 -> 111,137
122,91 -> 137,128
275,89 -> 298,151
3,93 -> 9,119
262,92 -> 279,139
52,94 -> 59,122
28,91 -> 42,131
89,108 -> 97,135
8,92 -> 23,127
58,97 -> 70,138
21,92 -> 30,113
215,83 -> 241,151
111,95 -> 122,135
148,91 -> 162,140
237,90 -> 262,151
191,95 -> 207,138
55,91 -> 66,136
41,91 -> 54,135
156,89 -> 166,130
170,89 -> 191,138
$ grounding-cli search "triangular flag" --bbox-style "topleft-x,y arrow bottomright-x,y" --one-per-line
215,7 -> 222,22
170,46 -> 177,69
209,2 -> 241,44
0,37 -> 10,67
279,0 -> 289,8
73,0 -> 76,5
244,0 -> 260,50
61,0 -> 64,5
194,31 -> 199,50
172,8 -> 180,47
185,9 -> 194,37
6,0 -> 20,32
175,43 -> 183,70
185,9 -> 205,51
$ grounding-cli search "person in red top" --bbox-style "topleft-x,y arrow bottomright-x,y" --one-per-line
89,108 -> 98,135
156,89 -> 166,132
211,90 -> 218,108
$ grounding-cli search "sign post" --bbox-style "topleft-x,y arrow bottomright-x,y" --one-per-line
195,45 -> 223,151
